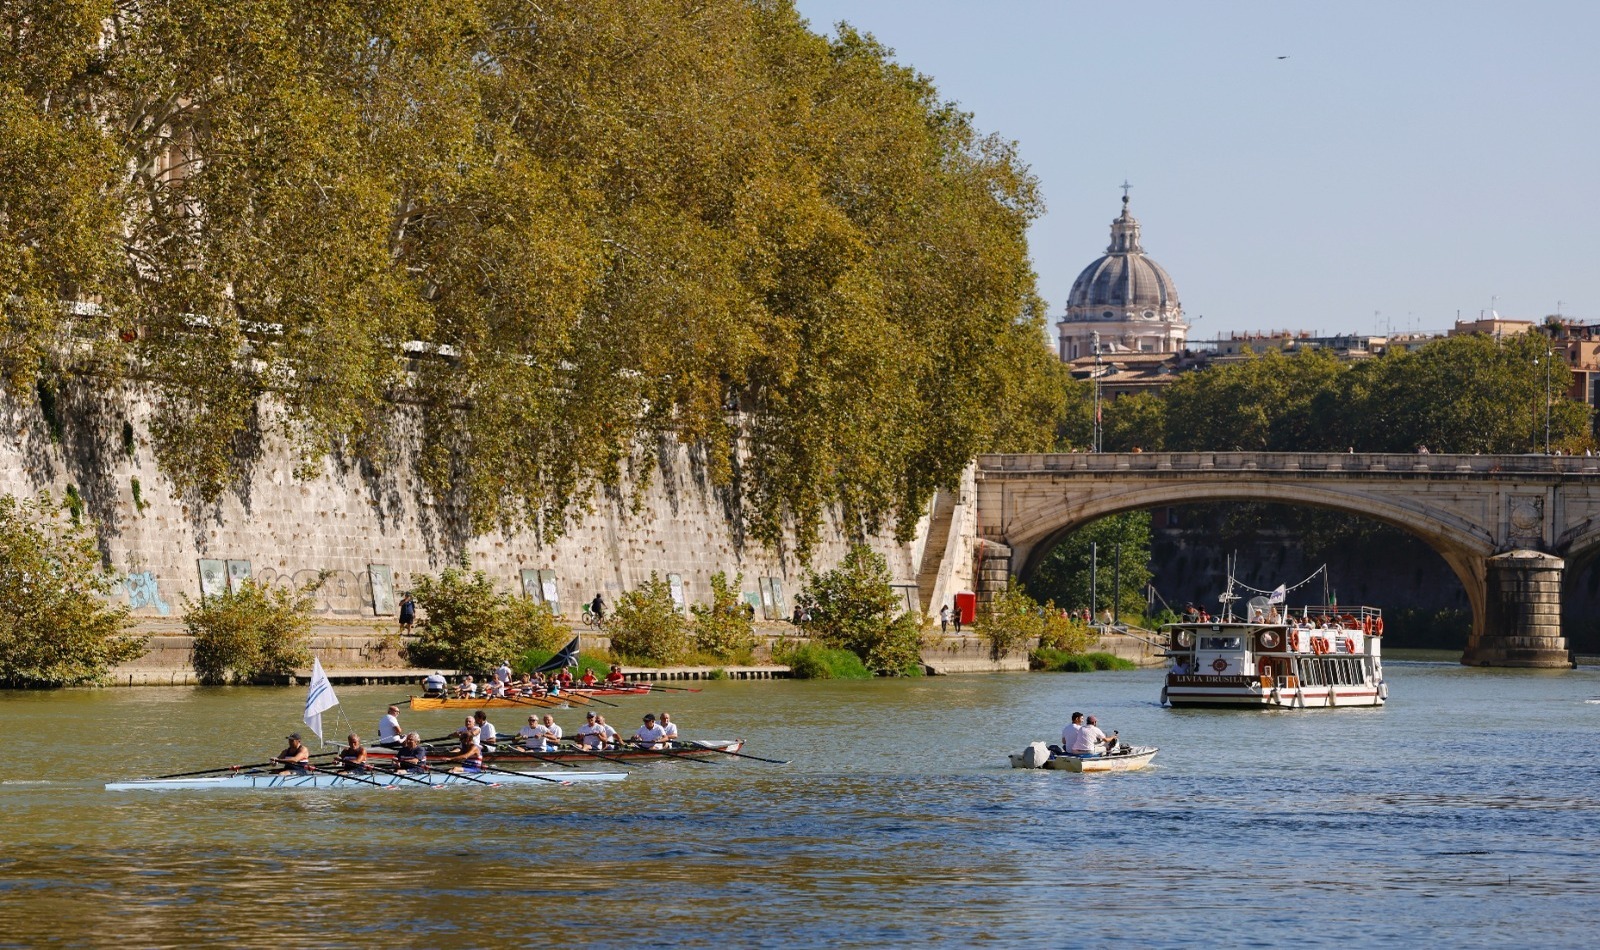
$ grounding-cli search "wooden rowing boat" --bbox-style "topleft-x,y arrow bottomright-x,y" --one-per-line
105,769 -> 628,791
367,739 -> 744,764
1008,742 -> 1159,773
407,694 -> 596,710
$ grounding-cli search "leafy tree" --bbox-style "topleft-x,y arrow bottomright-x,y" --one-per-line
405,566 -> 565,672
690,571 -> 757,661
0,492 -> 144,686
798,544 -> 924,675
975,585 -> 1093,660
1102,391 -> 1167,452
608,572 -> 691,665
186,578 -> 317,685
1029,512 -> 1154,621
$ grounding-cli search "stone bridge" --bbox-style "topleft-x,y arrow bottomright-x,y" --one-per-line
968,452 -> 1600,668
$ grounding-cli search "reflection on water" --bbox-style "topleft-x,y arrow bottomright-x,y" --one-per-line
3,662 -> 1600,947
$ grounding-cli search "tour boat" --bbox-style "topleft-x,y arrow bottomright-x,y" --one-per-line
366,739 -> 744,765
105,768 -> 628,791
1161,603 -> 1387,708
1009,742 -> 1158,773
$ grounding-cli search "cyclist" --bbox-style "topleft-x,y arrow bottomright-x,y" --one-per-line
589,592 -> 606,625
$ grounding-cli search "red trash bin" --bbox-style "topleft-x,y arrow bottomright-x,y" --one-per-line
953,591 -> 977,625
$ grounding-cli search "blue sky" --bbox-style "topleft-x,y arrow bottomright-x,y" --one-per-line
791,0 -> 1600,341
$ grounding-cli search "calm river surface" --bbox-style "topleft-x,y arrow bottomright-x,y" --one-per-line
4,657 -> 1600,948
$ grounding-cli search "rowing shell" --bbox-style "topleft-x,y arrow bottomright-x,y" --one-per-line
105,769 -> 628,791
368,739 -> 744,765
408,694 -> 597,710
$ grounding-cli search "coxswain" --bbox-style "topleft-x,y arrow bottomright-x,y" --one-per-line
604,664 -> 627,687
495,659 -> 513,685
423,671 -> 447,696
658,712 -> 679,743
473,710 -> 498,751
272,733 -> 311,772
395,733 -> 427,772
338,733 -> 369,771
377,705 -> 404,748
632,713 -> 669,750
580,668 -> 599,687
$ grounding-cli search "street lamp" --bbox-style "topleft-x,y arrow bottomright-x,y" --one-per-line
1533,346 -> 1554,454
1091,331 -> 1102,453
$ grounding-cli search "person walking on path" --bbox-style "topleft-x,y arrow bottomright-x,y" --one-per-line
939,605 -> 950,635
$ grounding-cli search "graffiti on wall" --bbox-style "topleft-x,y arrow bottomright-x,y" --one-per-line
125,571 -> 171,615
252,566 -> 389,617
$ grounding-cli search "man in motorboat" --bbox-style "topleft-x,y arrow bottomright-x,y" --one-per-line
1070,716 -> 1118,757
1055,712 -> 1084,755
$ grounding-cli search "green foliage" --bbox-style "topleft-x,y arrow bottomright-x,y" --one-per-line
798,544 -> 925,675
515,650 -> 609,681
690,571 -> 757,661
975,585 -> 1092,659
0,492 -> 143,687
1029,511 -> 1154,618
774,642 -> 872,680
186,578 -> 316,685
405,567 -> 565,672
1030,649 -> 1137,672
130,476 -> 146,513
1102,392 -> 1167,452
608,572 -> 691,666
62,484 -> 83,524
0,1 -> 1052,558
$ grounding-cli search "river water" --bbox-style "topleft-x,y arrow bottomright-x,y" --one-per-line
3,656 -> 1599,948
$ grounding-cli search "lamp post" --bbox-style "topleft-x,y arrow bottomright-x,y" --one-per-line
1535,346 -> 1554,454
1091,331 -> 1103,453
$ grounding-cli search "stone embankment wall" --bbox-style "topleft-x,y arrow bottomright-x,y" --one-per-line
1,387 -> 976,627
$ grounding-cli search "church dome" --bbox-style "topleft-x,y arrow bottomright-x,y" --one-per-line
1066,195 -> 1181,314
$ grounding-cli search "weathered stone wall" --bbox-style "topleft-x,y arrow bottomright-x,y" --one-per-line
0,386 -> 961,620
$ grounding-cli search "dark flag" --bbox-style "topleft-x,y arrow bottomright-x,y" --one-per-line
533,637 -> 580,674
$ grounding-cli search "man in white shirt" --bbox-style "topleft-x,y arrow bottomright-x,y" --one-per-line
516,715 -> 547,751
495,660 -> 512,685
632,714 -> 669,750
377,705 -> 404,748
423,671 -> 447,695
658,713 -> 679,742
1060,712 -> 1084,754
594,715 -> 620,750
576,712 -> 603,750
473,711 -> 498,750
1072,715 -> 1113,756
540,715 -> 562,748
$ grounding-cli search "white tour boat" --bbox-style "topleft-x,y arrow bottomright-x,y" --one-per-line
1161,600 -> 1387,709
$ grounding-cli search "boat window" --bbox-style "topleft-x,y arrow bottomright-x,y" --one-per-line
1201,637 -> 1241,650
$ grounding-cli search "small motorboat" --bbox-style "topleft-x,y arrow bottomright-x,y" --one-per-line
1008,741 -> 1158,773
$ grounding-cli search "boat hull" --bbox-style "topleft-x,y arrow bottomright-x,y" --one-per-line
1164,684 -> 1383,708
1009,746 -> 1158,773
106,769 -> 627,791
408,695 -> 596,710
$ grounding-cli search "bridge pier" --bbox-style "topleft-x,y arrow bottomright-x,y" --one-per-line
1463,550 -> 1574,668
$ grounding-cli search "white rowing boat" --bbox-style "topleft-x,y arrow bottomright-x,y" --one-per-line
1008,742 -> 1159,773
105,769 -> 627,791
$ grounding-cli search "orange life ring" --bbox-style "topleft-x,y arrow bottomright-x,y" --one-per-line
1343,638 -> 1356,654
1374,618 -> 1384,636
1312,636 -> 1329,655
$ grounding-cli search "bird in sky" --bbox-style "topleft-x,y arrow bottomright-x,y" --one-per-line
1277,55 -> 1289,59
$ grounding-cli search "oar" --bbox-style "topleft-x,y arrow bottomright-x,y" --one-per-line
474,763 -> 572,786
622,741 -> 716,765
497,745 -> 582,769
375,766 -> 437,788
306,764 -> 393,789
421,763 -> 500,787
684,740 -> 790,765
552,742 -> 636,768
155,761 -> 277,779
625,681 -> 703,692
557,690 -> 618,708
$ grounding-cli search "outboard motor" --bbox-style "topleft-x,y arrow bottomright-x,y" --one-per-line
1017,741 -> 1052,769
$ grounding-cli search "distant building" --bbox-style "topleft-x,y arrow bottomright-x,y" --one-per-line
1542,318 -> 1600,408
1208,330 -> 1386,359
1448,314 -> 1535,339
1057,193 -> 1187,361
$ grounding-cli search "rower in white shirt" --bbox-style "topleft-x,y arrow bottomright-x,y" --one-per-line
540,715 -> 562,748
658,712 -> 679,743
632,714 -> 669,750
594,715 -> 620,750
516,715 -> 547,751
576,711 -> 604,750
495,660 -> 513,685
473,711 -> 498,750
377,705 -> 404,748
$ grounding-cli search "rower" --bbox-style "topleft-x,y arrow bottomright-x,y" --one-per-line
593,714 -> 620,750
443,724 -> 484,771
556,668 -> 574,690
456,674 -> 478,698
580,668 -> 598,687
338,733 -> 369,771
604,664 -> 627,687
473,710 -> 498,751
576,711 -> 603,750
658,712 -> 679,743
377,705 -> 404,748
632,713 -> 668,750
395,732 -> 427,772
516,715 -> 547,752
540,714 -> 562,749
272,733 -> 311,772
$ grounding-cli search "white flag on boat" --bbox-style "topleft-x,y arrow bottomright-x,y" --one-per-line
303,657 -> 339,743
1267,585 -> 1287,605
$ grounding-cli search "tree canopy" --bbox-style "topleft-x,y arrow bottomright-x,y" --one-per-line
0,0 -> 1059,556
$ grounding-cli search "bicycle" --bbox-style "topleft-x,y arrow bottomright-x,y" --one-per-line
582,608 -> 606,630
